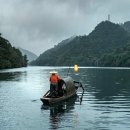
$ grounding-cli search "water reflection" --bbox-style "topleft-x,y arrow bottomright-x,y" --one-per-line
1,67 -> 130,130
0,72 -> 25,81
79,69 -> 130,101
41,96 -> 77,129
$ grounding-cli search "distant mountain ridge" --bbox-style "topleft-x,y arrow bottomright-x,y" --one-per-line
31,21 -> 130,66
19,48 -> 38,63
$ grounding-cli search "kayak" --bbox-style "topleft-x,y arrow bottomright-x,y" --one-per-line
40,90 -> 77,104
40,77 -> 80,105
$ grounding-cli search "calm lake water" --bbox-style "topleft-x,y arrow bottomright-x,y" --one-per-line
0,66 -> 130,130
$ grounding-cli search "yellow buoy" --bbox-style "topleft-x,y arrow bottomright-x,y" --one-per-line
74,64 -> 78,72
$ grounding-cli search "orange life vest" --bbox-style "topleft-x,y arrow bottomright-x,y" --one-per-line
50,75 -> 60,83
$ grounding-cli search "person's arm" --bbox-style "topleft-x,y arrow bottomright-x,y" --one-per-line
57,75 -> 60,80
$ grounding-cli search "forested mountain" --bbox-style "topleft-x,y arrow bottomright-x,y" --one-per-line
19,48 -> 38,63
100,43 -> 130,67
0,35 -> 28,69
121,21 -> 130,33
31,21 -> 130,66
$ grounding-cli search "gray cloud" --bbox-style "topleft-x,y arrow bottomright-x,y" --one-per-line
0,0 -> 130,55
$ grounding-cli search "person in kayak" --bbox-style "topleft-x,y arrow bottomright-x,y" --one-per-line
50,71 -> 60,95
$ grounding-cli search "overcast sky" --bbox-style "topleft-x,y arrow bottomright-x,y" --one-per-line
0,0 -> 130,55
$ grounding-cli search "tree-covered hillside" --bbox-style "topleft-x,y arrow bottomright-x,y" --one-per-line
121,21 -> 130,33
31,21 -> 130,66
99,43 -> 130,67
0,35 -> 28,69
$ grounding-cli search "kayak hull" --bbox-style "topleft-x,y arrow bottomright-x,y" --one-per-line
40,92 -> 76,105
